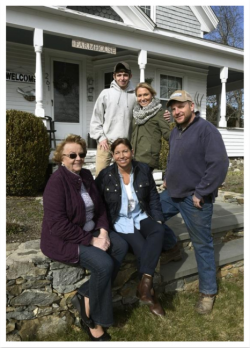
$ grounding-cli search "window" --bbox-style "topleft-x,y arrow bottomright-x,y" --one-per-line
160,74 -> 182,108
104,72 -> 113,89
139,6 -> 151,17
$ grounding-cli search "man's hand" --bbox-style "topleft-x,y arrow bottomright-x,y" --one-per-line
99,139 -> 109,151
163,179 -> 167,189
192,194 -> 204,209
163,110 -> 171,122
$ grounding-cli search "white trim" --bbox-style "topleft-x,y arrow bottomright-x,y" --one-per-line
155,69 -> 185,100
114,6 -> 155,30
190,6 -> 219,34
150,6 -> 156,23
47,54 -> 87,140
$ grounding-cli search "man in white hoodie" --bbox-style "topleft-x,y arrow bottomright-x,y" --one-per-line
90,61 -> 136,176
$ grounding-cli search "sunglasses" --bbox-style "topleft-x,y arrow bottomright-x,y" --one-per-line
63,153 -> 86,159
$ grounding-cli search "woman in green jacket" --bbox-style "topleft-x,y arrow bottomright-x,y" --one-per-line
131,83 -> 170,171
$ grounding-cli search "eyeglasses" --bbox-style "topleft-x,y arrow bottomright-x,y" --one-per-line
62,153 -> 86,159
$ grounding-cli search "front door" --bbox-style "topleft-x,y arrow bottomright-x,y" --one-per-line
52,59 -> 82,141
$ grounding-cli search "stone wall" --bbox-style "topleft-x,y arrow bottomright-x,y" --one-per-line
6,239 -> 139,341
6,239 -> 244,341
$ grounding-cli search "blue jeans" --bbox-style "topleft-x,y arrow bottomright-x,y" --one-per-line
160,189 -> 217,295
76,230 -> 128,327
116,217 -> 165,277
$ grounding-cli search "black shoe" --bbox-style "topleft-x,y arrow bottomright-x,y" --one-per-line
71,293 -> 95,329
88,328 -> 111,341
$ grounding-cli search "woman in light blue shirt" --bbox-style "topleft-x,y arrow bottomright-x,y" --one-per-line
96,138 -> 166,317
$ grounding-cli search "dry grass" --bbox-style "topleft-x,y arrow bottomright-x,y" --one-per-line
220,170 -> 244,194
37,273 -> 243,342
6,196 -> 43,243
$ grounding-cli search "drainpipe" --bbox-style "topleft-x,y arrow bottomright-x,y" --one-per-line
33,28 -> 45,118
219,67 -> 228,127
138,50 -> 147,82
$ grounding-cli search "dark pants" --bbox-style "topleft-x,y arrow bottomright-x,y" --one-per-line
116,217 -> 165,277
77,230 -> 128,327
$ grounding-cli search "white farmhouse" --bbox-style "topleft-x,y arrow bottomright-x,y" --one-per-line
6,6 -> 244,157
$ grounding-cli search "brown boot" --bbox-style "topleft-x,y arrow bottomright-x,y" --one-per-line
136,274 -> 154,305
195,293 -> 216,314
149,292 -> 165,317
161,243 -> 182,265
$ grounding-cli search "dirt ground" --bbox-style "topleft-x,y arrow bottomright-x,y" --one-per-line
6,196 -> 43,244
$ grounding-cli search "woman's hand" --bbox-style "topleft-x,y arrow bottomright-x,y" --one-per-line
90,236 -> 110,251
90,229 -> 110,251
99,228 -> 109,238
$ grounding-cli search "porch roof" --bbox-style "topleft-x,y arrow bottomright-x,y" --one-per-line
6,5 -> 244,93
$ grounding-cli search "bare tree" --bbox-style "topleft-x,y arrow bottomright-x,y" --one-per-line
205,6 -> 243,49
205,6 -> 244,128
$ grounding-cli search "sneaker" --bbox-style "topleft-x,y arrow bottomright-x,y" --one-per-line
161,243 -> 182,264
195,293 -> 215,314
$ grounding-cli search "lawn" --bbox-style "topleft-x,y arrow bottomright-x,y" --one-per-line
38,273 -> 244,342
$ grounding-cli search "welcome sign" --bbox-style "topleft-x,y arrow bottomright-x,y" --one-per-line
6,71 -> 36,83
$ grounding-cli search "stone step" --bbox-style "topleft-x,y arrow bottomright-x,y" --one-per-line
166,200 -> 244,242
160,238 -> 244,283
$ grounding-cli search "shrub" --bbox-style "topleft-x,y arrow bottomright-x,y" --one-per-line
6,110 -> 51,196
158,122 -> 176,170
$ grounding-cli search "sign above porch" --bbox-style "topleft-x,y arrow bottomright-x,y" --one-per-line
72,40 -> 116,54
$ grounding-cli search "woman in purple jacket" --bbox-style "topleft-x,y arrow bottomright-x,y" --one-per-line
40,134 -> 128,341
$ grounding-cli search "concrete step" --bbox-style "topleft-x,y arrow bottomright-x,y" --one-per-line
160,238 -> 244,283
166,200 -> 244,241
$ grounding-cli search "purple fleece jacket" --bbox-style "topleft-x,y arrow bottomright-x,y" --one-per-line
40,166 -> 109,263
165,116 -> 229,201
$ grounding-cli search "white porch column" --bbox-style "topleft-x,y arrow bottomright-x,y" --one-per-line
34,28 -> 45,117
138,50 -> 147,82
216,93 -> 221,127
219,67 -> 228,127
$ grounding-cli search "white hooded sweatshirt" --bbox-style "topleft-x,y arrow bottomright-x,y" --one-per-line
90,80 -> 136,143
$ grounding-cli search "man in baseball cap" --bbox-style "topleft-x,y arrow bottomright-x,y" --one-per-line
166,90 -> 193,108
160,88 -> 228,315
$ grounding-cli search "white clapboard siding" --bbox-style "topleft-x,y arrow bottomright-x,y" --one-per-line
6,43 -> 45,114
156,6 -> 200,37
218,128 -> 244,157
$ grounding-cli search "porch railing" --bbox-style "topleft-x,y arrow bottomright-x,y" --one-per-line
218,127 -> 244,157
